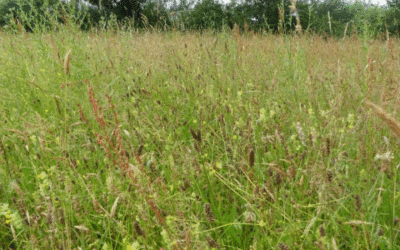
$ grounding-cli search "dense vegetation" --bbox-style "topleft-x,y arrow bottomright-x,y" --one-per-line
1,0 -> 400,38
1,0 -> 400,249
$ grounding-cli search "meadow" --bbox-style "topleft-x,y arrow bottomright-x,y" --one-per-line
0,26 -> 400,249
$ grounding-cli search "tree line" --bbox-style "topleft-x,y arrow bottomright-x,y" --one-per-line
1,0 -> 400,38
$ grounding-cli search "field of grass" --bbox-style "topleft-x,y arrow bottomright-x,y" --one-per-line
0,27 -> 400,249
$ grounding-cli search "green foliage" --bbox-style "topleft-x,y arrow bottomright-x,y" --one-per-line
2,0 -> 400,40
0,0 -> 100,33
141,1 -> 172,30
1,26 -> 400,249
185,0 -> 226,31
86,0 -> 146,26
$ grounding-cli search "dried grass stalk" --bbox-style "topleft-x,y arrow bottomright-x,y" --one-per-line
74,225 -> 90,231
110,197 -> 120,219
11,181 -> 24,199
365,100 -> 400,138
10,224 -> 16,241
344,220 -> 373,226
64,49 -> 72,75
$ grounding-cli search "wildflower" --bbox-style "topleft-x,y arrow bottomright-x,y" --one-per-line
296,122 -> 306,146
38,172 -> 48,180
347,113 -> 355,129
374,152 -> 394,161
308,108 -> 314,116
0,203 -> 23,229
126,241 -> 141,250
319,109 -> 328,118
259,108 -> 266,122
383,136 -> 389,146
30,135 -> 36,143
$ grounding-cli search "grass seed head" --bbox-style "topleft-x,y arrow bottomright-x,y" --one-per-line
377,227 -> 384,236
327,170 -> 333,182
190,127 -> 201,142
325,137 -> 331,157
267,167 -> 274,177
110,197 -> 119,219
248,148 -> 255,168
206,235 -> 220,249
287,166 -> 296,180
365,100 -> 400,138
203,203 -> 216,223
137,144 -> 144,156
278,243 -> 290,250
298,175 -> 304,187
11,181 -> 24,198
354,194 -> 361,211
64,49 -> 72,75
274,171 -> 282,186
134,221 -> 144,236
319,225 -> 326,237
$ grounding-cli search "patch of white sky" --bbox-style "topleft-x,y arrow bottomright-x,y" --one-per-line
59,0 -> 390,10
218,0 -> 388,6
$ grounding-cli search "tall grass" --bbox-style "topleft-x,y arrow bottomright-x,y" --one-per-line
1,3 -> 400,250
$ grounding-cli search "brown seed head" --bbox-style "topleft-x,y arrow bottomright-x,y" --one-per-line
206,235 -> 220,249
190,127 -> 198,140
325,137 -> 331,156
203,203 -> 216,223
327,170 -> 333,182
267,167 -> 273,177
377,227 -> 384,236
274,172 -> 282,186
287,166 -> 296,180
365,100 -> 400,138
64,49 -> 72,75
137,144 -> 144,156
354,194 -> 361,211
196,128 -> 202,143
319,225 -> 326,237
248,148 -> 255,168
133,221 -> 144,236
278,243 -> 290,250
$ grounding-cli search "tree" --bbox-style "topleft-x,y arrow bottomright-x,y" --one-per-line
387,0 -> 400,8
0,0 -> 62,31
86,0 -> 146,25
186,0 -> 226,31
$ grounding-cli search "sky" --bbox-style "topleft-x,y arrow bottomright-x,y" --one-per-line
350,0 -> 387,6
217,0 -> 389,6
